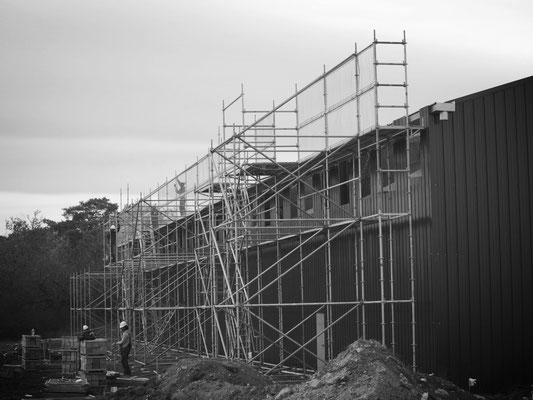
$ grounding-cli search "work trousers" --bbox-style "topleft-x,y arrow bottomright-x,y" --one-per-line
120,345 -> 131,375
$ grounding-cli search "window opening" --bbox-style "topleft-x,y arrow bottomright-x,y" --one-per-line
410,134 -> 422,178
290,186 -> 298,218
300,178 -> 314,212
361,152 -> 372,198
339,160 -> 351,205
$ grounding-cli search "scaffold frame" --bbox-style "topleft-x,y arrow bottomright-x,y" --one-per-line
71,31 -> 421,375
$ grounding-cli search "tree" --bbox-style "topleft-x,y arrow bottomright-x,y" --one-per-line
46,197 -> 119,269
5,210 -> 45,235
0,198 -> 119,339
61,197 -> 118,228
0,212 -> 70,338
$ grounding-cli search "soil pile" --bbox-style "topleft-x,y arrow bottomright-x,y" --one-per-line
109,356 -> 279,400
276,339 -> 481,400
157,357 -> 277,400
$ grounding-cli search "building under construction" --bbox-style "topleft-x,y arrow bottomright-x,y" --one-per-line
70,33 -> 533,391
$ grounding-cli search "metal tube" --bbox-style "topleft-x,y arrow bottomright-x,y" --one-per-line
403,31 -> 417,371
389,214 -> 396,353
322,64 -> 334,361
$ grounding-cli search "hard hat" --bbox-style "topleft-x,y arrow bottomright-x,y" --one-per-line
110,225 -> 116,230
119,321 -> 127,329
82,325 -> 89,331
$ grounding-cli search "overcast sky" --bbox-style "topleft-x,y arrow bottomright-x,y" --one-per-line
1,0 -> 532,235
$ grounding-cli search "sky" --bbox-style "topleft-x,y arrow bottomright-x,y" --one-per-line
1,0 -> 532,235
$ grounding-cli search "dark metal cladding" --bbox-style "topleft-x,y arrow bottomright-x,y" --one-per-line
427,76 -> 533,392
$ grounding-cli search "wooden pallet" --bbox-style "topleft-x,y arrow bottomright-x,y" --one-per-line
44,378 -> 87,394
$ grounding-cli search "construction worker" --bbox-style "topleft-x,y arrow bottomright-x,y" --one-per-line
114,321 -> 132,376
174,179 -> 186,217
110,224 -> 117,263
78,325 -> 96,341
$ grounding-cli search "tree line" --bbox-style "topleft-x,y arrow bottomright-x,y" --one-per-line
0,198 -> 117,339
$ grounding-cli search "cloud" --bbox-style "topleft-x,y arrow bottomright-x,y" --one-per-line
1,0 -> 532,238
0,135 -> 207,195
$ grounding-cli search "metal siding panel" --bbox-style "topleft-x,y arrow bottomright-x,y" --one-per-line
258,246 -> 279,304
483,92 -> 504,385
256,245 -> 282,365
464,98 -> 482,380
455,99 -> 473,384
414,131 -> 434,372
330,231 -> 358,354
300,236 -> 327,304
523,79 -> 533,384
494,89 -> 514,388
514,83 -> 533,384
301,235 -> 327,366
473,95 -> 491,385
504,87 -> 523,385
281,244 -> 304,304
528,80 -> 533,256
446,102 -> 464,382
428,107 -> 450,377
360,224 -> 380,340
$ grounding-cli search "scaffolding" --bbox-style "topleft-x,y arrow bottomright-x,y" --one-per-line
71,32 -> 422,375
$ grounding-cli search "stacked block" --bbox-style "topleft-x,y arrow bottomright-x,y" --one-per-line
21,335 -> 43,371
47,338 -> 63,361
80,339 -> 107,393
61,336 -> 79,375
48,338 -> 63,352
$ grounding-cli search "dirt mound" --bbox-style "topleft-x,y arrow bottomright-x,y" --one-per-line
156,357 -> 276,400
109,356 -> 279,400
277,340 -> 481,400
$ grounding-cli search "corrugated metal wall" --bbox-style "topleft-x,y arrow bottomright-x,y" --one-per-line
242,131 -> 436,373
428,76 -> 533,391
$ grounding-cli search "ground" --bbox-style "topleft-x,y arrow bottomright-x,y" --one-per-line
2,340 -> 532,399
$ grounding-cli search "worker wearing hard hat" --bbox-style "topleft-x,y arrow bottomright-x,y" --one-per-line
114,321 -> 132,376
78,325 -> 96,342
109,224 -> 117,263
